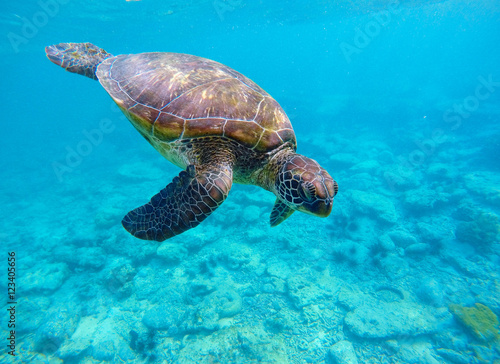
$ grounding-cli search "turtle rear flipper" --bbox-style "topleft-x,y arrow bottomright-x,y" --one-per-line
122,164 -> 233,242
45,42 -> 112,80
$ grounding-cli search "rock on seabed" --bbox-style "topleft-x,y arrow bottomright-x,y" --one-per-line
349,190 -> 398,224
327,340 -> 359,364
344,302 -> 451,339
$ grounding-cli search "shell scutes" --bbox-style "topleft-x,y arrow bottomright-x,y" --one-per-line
97,52 -> 295,150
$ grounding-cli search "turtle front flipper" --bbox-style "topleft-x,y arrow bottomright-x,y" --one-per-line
270,199 -> 295,227
45,42 -> 112,80
122,164 -> 233,242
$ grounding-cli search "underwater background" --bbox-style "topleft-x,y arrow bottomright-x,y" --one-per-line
1,0 -> 500,363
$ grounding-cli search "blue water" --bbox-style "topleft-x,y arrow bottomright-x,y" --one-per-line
1,0 -> 500,362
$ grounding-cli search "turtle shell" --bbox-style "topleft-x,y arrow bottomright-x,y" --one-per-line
96,52 -> 296,152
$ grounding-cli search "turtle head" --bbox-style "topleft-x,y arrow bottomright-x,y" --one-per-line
277,154 -> 338,217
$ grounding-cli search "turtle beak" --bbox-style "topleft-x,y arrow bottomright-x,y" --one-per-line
317,198 -> 333,217
298,198 -> 333,217
298,174 -> 337,217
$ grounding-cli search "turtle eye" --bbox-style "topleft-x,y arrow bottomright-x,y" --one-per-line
299,181 -> 315,201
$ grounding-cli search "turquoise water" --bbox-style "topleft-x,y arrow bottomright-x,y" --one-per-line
2,0 -> 500,362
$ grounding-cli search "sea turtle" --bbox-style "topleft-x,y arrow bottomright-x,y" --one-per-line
46,42 -> 338,242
